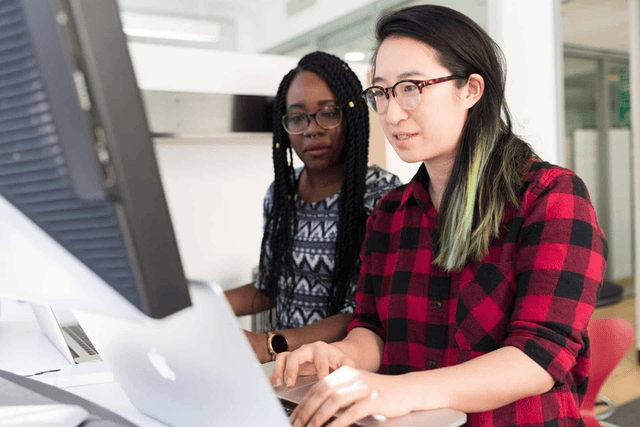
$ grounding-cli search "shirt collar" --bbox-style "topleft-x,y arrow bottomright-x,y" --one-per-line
401,163 -> 434,214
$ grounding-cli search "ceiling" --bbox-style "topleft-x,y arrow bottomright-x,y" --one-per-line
115,0 -> 632,55
115,0 -> 267,20
562,0 -> 629,52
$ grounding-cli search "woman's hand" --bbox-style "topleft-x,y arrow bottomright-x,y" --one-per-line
269,341 -> 355,388
243,330 -> 271,364
289,366 -> 414,427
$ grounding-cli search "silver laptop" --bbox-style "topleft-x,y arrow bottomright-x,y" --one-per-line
74,281 -> 466,427
30,303 -> 102,365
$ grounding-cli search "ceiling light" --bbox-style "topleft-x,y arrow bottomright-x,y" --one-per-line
344,51 -> 366,62
120,12 -> 220,44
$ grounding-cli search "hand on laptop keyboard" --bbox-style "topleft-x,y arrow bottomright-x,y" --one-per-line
279,398 -> 357,427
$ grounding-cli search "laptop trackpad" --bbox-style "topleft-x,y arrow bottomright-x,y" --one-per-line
274,375 -> 317,403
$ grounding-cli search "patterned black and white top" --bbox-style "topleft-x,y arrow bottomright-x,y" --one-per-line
255,165 -> 401,329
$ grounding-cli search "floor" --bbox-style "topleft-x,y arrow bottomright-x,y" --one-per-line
590,295 -> 640,407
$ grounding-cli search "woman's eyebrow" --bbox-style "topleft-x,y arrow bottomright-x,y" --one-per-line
372,70 -> 426,85
286,99 -> 338,110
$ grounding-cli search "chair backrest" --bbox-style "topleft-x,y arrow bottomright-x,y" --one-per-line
580,317 -> 635,427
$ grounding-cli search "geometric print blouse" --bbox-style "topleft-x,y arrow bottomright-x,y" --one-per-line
256,164 -> 401,329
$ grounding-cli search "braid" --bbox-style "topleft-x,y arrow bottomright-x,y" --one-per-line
257,69 -> 297,323
258,52 -> 370,327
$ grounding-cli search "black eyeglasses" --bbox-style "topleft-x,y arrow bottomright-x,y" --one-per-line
361,75 -> 462,114
281,105 -> 343,134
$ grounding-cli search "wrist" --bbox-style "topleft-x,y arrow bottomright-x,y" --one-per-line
262,332 -> 272,363
404,370 -> 451,412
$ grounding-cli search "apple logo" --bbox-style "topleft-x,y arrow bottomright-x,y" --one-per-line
147,347 -> 177,381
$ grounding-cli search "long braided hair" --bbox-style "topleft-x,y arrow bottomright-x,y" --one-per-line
258,51 -> 370,328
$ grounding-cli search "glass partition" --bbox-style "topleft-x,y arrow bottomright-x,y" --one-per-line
565,49 -> 634,292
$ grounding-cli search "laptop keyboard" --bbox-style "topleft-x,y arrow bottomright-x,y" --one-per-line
279,398 -> 357,427
62,324 -> 99,355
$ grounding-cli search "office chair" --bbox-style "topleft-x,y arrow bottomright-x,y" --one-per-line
580,317 -> 635,427
595,281 -> 624,308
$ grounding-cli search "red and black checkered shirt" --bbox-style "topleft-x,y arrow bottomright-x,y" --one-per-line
348,161 -> 607,427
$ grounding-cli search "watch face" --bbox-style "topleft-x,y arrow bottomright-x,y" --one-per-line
271,334 -> 288,354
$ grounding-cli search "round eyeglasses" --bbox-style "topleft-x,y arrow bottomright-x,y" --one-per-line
282,105 -> 343,134
361,75 -> 461,114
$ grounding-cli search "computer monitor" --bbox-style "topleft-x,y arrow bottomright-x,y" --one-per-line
0,0 -> 191,320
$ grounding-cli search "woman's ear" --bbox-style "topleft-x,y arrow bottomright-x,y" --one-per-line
463,73 -> 484,109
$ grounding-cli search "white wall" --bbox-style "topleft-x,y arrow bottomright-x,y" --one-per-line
607,129 -> 633,281
128,42 -> 298,96
153,139 -> 272,287
128,42 -> 370,95
487,0 -> 565,166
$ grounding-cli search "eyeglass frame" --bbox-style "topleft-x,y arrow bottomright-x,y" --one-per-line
361,75 -> 463,114
281,103 -> 347,135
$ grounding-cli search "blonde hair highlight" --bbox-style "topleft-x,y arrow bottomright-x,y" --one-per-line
435,124 -> 535,271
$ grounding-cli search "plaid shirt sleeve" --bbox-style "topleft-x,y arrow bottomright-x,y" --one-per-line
348,195 -> 398,340
503,166 -> 607,384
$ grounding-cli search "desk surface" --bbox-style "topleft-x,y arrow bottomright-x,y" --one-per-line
0,298 -> 466,427
0,298 -> 166,427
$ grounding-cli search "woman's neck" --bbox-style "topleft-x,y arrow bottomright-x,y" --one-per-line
424,160 -> 454,212
298,166 -> 343,203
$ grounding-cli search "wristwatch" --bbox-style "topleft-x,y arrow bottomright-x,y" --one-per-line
266,331 -> 288,361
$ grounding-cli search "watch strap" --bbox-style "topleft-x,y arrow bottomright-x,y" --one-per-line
266,332 -> 276,361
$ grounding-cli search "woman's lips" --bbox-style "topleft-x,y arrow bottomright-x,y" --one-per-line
394,133 -> 417,141
307,145 -> 331,156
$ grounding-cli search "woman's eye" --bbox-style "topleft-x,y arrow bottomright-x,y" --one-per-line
321,110 -> 339,119
403,84 -> 418,93
288,115 -> 305,123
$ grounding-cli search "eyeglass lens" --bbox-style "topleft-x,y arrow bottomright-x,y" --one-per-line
364,81 -> 421,114
282,106 -> 343,134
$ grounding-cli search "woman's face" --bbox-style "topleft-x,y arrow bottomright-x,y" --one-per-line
373,36 -> 477,168
285,70 -> 346,175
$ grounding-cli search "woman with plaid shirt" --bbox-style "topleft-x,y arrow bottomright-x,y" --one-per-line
270,5 -> 607,427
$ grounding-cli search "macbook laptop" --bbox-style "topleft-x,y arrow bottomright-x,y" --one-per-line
30,303 -> 102,365
73,281 -> 466,427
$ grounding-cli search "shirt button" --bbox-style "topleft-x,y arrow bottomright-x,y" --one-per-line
429,360 -> 437,369
434,301 -> 442,309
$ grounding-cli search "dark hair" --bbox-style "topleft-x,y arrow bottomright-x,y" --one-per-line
258,51 -> 370,326
374,5 -> 536,270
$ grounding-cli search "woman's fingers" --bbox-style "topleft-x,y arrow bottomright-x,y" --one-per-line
313,346 -> 332,380
270,351 -> 293,386
289,367 -> 416,427
282,345 -> 316,387
290,366 -> 375,427
275,342 -> 349,387
326,392 -> 385,427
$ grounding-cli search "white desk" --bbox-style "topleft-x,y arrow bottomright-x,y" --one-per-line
0,297 -> 466,427
0,298 -> 166,427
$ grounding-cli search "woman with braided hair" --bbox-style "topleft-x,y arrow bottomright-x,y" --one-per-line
225,51 -> 400,364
